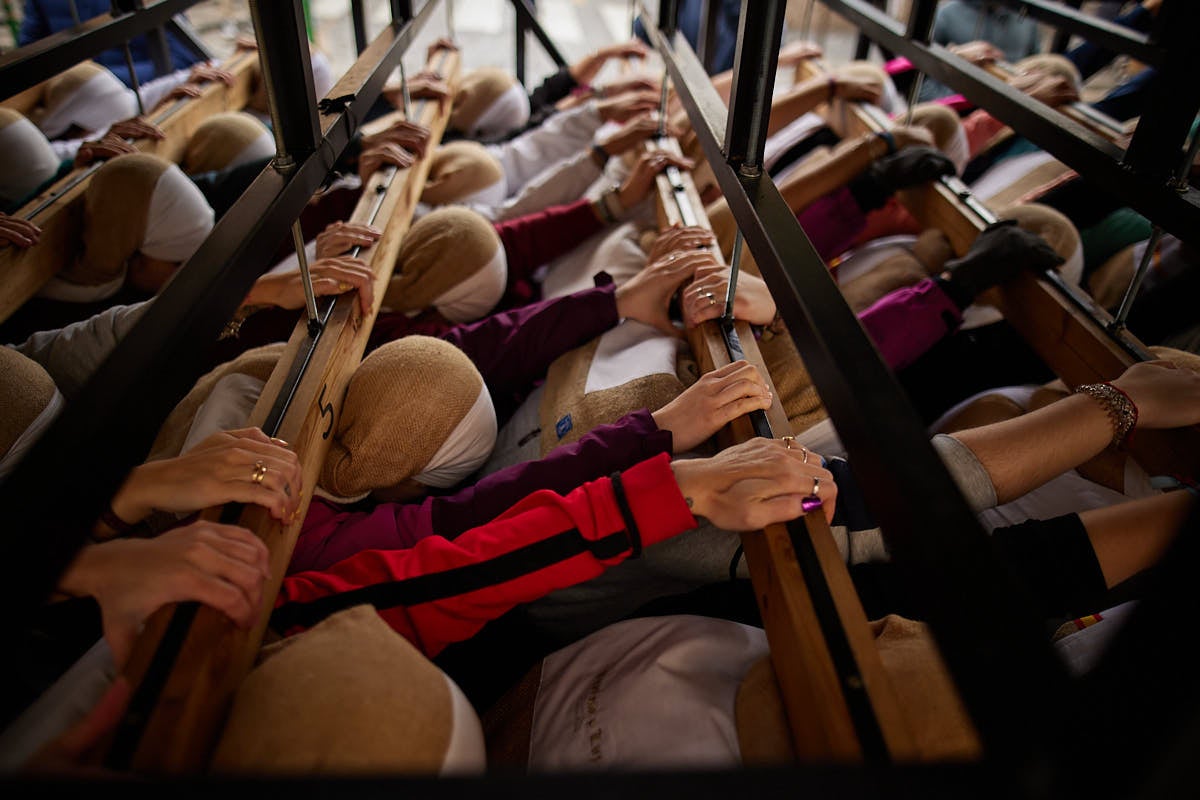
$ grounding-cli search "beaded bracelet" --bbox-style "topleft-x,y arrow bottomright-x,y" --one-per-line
1074,382 -> 1138,449
92,505 -> 136,542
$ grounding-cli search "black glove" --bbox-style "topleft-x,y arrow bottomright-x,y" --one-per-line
865,146 -> 956,192
848,146 -> 956,212
942,219 -> 1065,302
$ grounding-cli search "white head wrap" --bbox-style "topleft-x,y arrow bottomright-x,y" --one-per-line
414,387 -> 498,488
470,82 -> 531,139
180,373 -> 265,455
38,68 -> 138,139
0,113 -> 61,208
0,388 -> 64,482
459,176 -> 509,209
310,50 -> 336,100
431,246 -> 508,323
141,164 -> 215,262
231,129 -> 277,170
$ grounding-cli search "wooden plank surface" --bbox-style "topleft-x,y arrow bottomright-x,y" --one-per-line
651,133 -> 922,762
112,49 -> 460,775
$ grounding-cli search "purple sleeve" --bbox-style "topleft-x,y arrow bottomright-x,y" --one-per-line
440,277 -> 619,397
796,185 -> 869,262
287,410 -> 672,573
857,278 -> 964,371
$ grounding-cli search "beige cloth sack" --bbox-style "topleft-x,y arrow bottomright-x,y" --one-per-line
0,347 -> 57,459
146,343 -> 285,462
383,205 -> 501,311
319,336 -> 484,500
450,67 -> 517,133
183,111 -> 272,174
537,333 -> 686,457
211,605 -> 471,775
68,153 -> 169,287
420,141 -> 505,206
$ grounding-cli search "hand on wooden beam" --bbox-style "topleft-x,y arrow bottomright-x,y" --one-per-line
243,255 -> 376,316
671,438 -> 837,528
361,118 -> 431,159
108,428 -> 303,528
107,115 -> 166,142
0,213 -> 42,248
615,248 -> 712,336
652,360 -> 774,453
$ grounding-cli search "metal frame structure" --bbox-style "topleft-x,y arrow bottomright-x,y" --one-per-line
3,0 -> 1200,795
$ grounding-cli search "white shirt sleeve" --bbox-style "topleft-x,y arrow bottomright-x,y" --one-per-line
486,103 -> 604,196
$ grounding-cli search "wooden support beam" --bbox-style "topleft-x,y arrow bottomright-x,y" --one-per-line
649,133 -> 923,763
108,50 -> 460,775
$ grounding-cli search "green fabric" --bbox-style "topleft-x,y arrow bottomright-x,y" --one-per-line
1081,207 -> 1152,275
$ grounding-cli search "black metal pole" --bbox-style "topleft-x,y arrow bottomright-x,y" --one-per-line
390,0 -> 413,22
723,0 -> 785,177
515,1 -> 528,87
1122,0 -> 1200,183
249,0 -> 320,166
351,0 -> 369,54
695,0 -> 718,74
658,0 -> 679,37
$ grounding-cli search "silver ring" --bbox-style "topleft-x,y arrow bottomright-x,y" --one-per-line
811,476 -> 820,498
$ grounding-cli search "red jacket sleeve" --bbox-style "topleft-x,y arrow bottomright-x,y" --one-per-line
273,453 -> 695,657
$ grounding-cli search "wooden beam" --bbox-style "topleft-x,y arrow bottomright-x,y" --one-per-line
111,50 -> 460,775
651,134 -> 923,762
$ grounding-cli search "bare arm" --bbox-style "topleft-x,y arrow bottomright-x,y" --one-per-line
952,361 -> 1200,505
952,393 -> 1114,505
1080,491 -> 1196,589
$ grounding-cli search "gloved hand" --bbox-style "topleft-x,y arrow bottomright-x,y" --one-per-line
848,146 -> 956,211
866,146 -> 957,192
942,219 -> 1065,301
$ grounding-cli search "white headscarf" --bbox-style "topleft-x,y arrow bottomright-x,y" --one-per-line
414,387 -> 497,488
141,164 -> 215,262
0,113 -> 62,208
0,388 -> 64,482
38,68 -> 138,139
431,246 -> 507,323
470,82 -> 531,139
230,129 -> 276,170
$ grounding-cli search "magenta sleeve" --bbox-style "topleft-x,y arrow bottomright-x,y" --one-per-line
857,278 -> 964,371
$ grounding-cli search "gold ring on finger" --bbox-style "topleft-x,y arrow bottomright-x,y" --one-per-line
781,436 -> 795,450
811,476 -> 820,498
252,460 -> 268,485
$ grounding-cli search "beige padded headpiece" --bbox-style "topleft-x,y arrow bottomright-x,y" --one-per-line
318,336 -> 491,501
